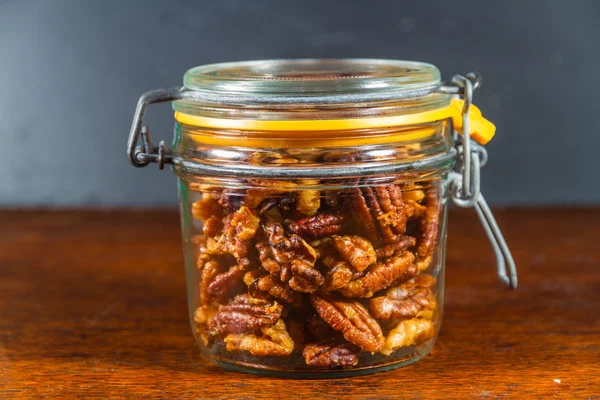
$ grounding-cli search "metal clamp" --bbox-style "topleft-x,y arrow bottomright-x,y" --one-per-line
127,87 -> 188,168
447,73 -> 518,289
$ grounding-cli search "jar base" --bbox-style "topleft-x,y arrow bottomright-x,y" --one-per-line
201,340 -> 436,379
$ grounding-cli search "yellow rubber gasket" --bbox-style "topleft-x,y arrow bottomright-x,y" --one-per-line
175,106 -> 456,132
174,99 -> 495,145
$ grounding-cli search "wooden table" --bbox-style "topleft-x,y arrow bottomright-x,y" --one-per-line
1,209 -> 599,399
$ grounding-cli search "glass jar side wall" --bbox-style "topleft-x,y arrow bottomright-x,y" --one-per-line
178,175 -> 448,377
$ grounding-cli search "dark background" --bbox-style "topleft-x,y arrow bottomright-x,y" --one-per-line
1,0 -> 598,206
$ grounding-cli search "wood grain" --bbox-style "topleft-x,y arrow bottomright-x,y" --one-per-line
0,209 -> 599,399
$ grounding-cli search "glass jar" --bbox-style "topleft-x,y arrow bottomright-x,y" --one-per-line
127,59 -> 517,377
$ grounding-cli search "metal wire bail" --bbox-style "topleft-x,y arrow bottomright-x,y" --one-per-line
447,73 -> 518,289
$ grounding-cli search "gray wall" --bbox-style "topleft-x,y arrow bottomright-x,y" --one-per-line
1,0 -> 599,207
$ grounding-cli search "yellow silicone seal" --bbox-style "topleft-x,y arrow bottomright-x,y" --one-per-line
175,98 -> 495,145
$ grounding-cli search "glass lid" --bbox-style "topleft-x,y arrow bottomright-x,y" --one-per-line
183,59 -> 441,97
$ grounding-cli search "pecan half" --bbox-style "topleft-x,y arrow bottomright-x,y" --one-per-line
209,294 -> 283,335
310,295 -> 384,352
303,342 -> 360,368
345,188 -> 379,243
380,318 -> 435,356
332,235 -> 376,273
224,319 -> 294,356
369,274 -> 437,321
345,186 -> 408,245
287,212 -> 345,238
289,259 -> 325,293
339,251 -> 417,298
417,188 -> 440,260
244,272 -> 304,307
206,263 -> 247,303
375,185 -> 407,235
375,236 -> 417,259
257,222 -> 323,293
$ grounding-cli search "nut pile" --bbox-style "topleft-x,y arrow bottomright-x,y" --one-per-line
192,181 -> 440,369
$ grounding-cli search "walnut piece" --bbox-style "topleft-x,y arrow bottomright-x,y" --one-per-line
296,180 -> 321,217
209,294 -> 283,335
311,295 -> 384,352
339,251 -> 416,298
380,318 -> 435,356
320,256 -> 354,293
194,304 -> 219,346
202,216 -> 222,237
369,274 -> 437,321
210,207 -> 259,262
192,195 -> 222,221
224,319 -> 294,356
287,212 -> 345,238
200,259 -> 223,304
332,235 -> 376,273
303,342 -> 360,368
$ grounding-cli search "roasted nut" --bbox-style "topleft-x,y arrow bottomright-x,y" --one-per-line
311,295 -> 384,352
230,206 -> 260,240
190,174 -> 441,368
213,207 -> 259,261
202,216 -> 222,237
345,186 -> 408,245
224,319 -> 294,356
320,256 -> 354,292
245,272 -> 304,307
200,260 -> 223,304
209,294 -> 283,335
194,304 -> 219,346
345,188 -> 379,243
303,342 -> 360,368
206,263 -> 247,303
257,222 -> 323,293
339,251 -> 417,298
296,180 -> 321,217
417,188 -> 440,260
375,185 -> 407,235
402,186 -> 425,203
369,274 -> 437,321
380,318 -> 435,356
332,235 -> 376,273
192,195 -> 222,221
375,236 -> 417,259
287,212 -> 345,238
244,179 -> 296,209
219,188 -> 245,213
